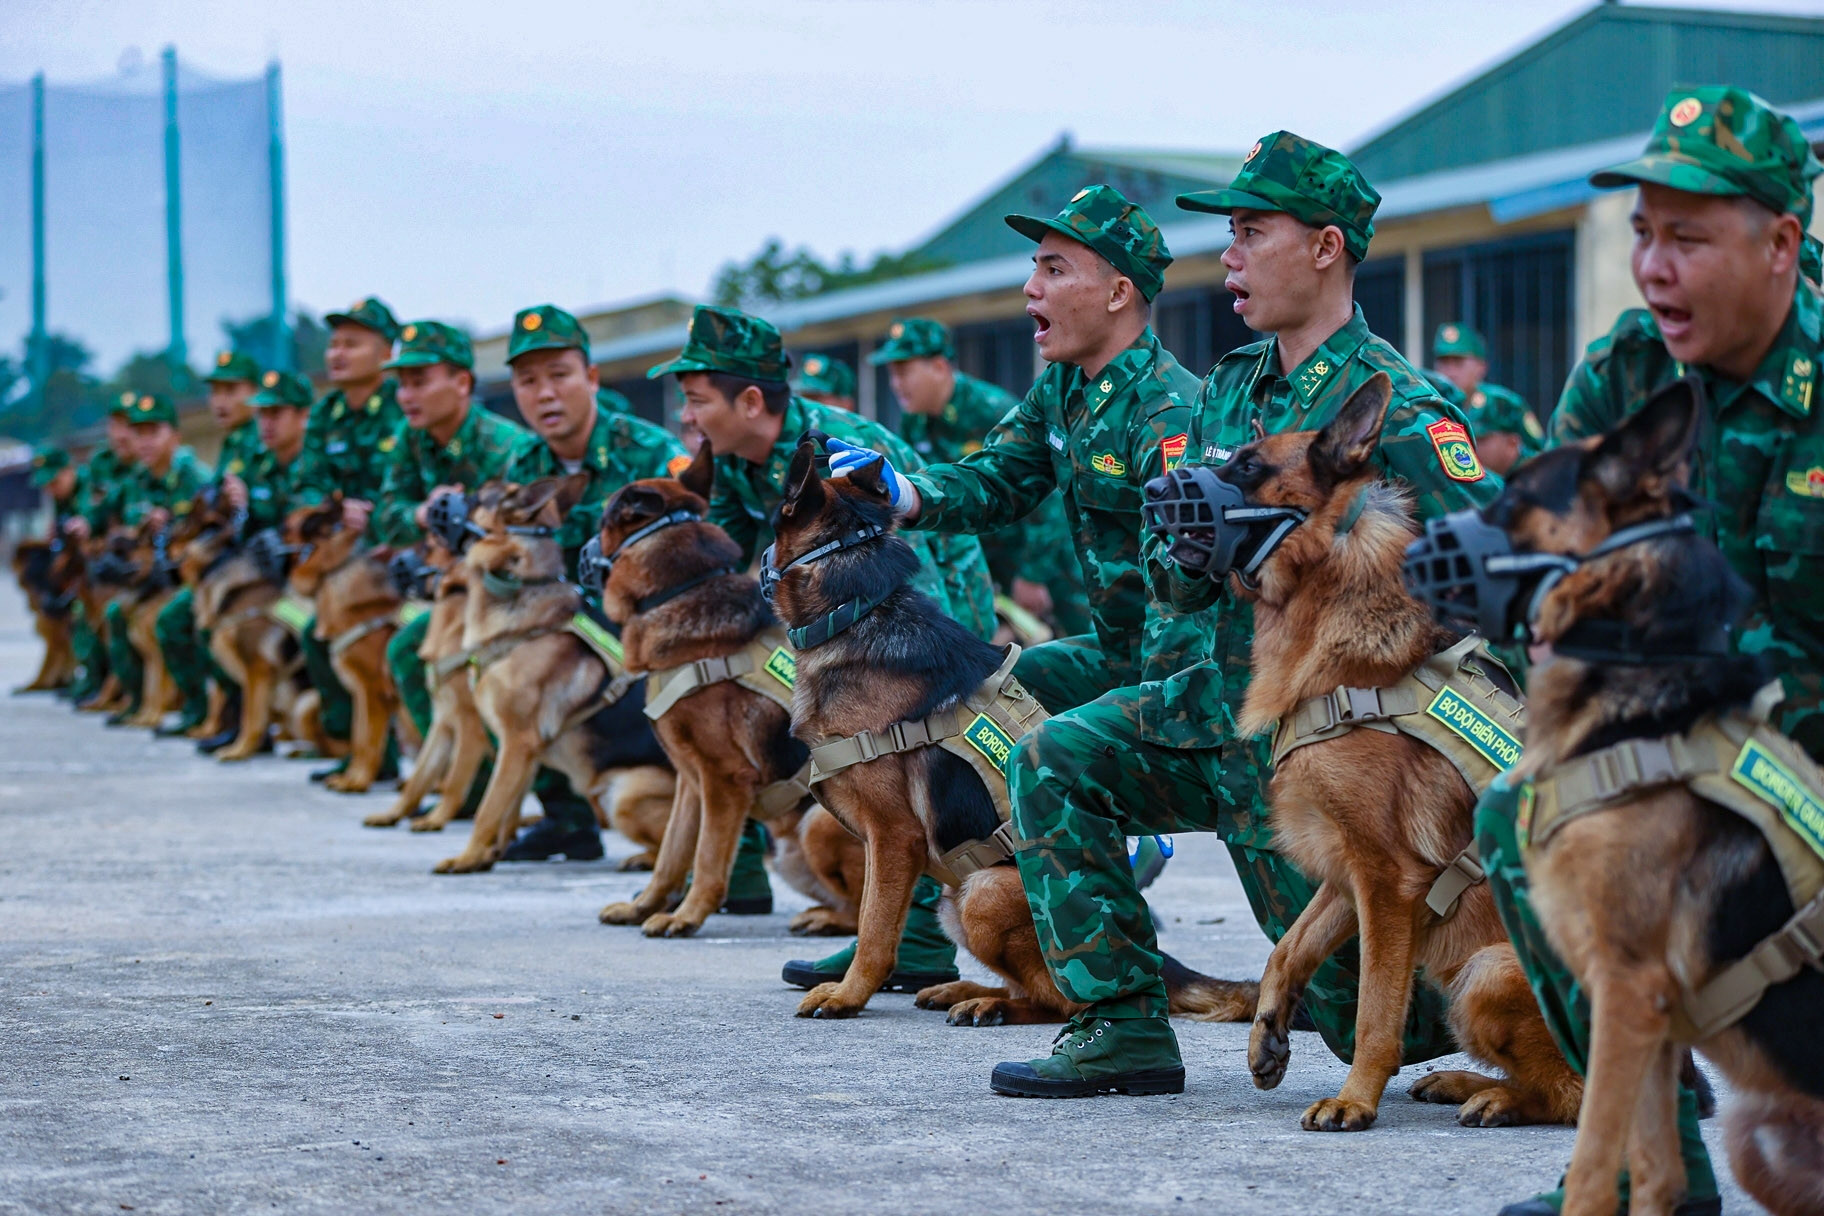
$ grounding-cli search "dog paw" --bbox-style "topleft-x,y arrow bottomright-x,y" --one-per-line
216,748 -> 254,764
640,912 -> 702,939
796,983 -> 865,1019
1249,1015 -> 1291,1091
408,816 -> 447,833
615,853 -> 656,873
598,901 -> 650,926
1410,1069 -> 1497,1106
913,981 -> 977,1010
361,811 -> 402,828
1301,1097 -> 1379,1132
788,907 -> 855,937
432,853 -> 493,875
944,998 -> 1009,1027
1456,1085 -> 1531,1128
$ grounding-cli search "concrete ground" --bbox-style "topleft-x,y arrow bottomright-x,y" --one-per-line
0,589 -> 1761,1216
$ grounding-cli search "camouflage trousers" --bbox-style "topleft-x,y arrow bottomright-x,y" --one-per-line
104,602 -> 143,713
299,616 -> 352,741
1013,633 -> 1135,715
71,607 -> 107,700
1476,781 -> 1717,1200
153,588 -> 226,721
1008,682 -> 1458,1064
387,611 -> 594,834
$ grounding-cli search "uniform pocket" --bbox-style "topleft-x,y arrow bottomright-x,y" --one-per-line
1754,459 -> 1824,654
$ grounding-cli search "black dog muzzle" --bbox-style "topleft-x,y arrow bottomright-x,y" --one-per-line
1141,465 -> 1307,582
759,523 -> 886,603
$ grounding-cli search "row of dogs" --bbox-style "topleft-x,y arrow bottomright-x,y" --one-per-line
15,374 -> 1821,1214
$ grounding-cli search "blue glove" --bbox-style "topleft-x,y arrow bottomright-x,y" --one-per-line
823,437 -> 915,512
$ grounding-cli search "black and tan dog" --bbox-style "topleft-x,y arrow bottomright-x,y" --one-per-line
1441,381 -> 1823,1215
593,450 -> 864,938
107,517 -> 183,728
362,537 -> 492,833
431,476 -> 674,875
284,496 -> 403,793
13,538 -> 78,692
766,434 -> 1258,1025
1190,374 -> 1579,1132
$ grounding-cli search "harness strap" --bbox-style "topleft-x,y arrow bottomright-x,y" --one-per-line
642,634 -> 797,721
1527,735 -> 1712,846
754,762 -> 816,819
936,822 -> 1021,885
431,648 -> 475,684
1424,845 -> 1486,919
467,616 -> 639,718
467,625 -> 565,675
635,565 -> 740,613
216,604 -> 275,635
808,706 -> 972,779
1679,888 -> 1824,1041
327,611 -> 398,657
268,595 -> 313,638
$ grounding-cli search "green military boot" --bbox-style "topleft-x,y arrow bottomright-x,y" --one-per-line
674,820 -> 774,913
990,1012 -> 1184,1098
781,875 -> 960,991
1497,1085 -> 1720,1216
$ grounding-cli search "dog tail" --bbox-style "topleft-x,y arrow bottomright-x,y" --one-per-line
1162,953 -> 1258,1022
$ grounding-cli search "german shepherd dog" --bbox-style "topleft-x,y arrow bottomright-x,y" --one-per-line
593,448 -> 866,938
284,496 -> 403,793
181,496 -> 330,763
108,517 -> 183,728
1214,374 -> 1580,1132
362,537 -> 492,833
70,532 -> 132,714
767,434 -> 1260,1025
13,539 -> 78,692
1477,381 -> 1823,1215
431,476 -> 674,874
169,488 -> 245,741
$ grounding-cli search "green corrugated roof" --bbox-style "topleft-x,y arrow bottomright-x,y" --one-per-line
909,139 -> 1241,267
1351,3 -> 1824,182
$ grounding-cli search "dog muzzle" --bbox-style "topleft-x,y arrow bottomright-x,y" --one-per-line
1402,510 -> 1699,642
387,550 -> 440,600
578,535 -> 607,592
585,508 -> 704,595
1141,466 -> 1307,582
759,523 -> 886,603
246,527 -> 300,584
426,491 -> 485,554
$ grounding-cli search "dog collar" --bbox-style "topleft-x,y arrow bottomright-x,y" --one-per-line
603,509 -> 703,571
479,569 -> 564,600
632,565 -> 741,614
786,586 -> 894,651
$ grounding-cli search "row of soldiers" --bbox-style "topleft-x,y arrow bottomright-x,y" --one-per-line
25,81 -> 1821,1216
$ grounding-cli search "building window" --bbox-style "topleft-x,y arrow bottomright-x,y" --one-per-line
1355,259 -> 1406,353
603,376 -> 669,427
1422,230 -> 1574,414
1153,285 -> 1256,379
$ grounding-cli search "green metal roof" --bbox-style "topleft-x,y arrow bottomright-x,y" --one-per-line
908,136 -> 1241,267
1351,3 -> 1824,182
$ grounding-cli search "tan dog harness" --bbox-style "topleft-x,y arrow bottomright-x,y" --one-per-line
1271,634 -> 1527,917
467,611 -> 641,719
641,628 -> 813,818
806,644 -> 1050,887
267,594 -> 313,640
1520,695 -> 1824,1042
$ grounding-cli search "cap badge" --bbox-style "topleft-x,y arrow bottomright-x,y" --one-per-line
120,391 -> 137,406
805,358 -> 823,374
1442,325 -> 1459,342
352,298 -> 366,312
523,313 -> 542,331
1247,140 -> 1263,162
1670,98 -> 1703,128
889,323 -> 904,339
217,351 -> 232,367
1071,187 -> 1091,203
138,396 -> 154,409
263,371 -> 280,387
402,325 -> 418,341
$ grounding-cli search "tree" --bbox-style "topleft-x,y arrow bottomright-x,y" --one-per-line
711,240 -> 949,308
221,310 -> 330,377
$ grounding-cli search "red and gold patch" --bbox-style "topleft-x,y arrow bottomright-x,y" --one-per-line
1161,432 -> 1189,470
666,454 -> 692,477
1426,419 -> 1485,482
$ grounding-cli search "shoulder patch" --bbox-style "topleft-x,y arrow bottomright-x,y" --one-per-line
1161,433 -> 1188,470
1425,419 -> 1485,482
666,454 -> 692,476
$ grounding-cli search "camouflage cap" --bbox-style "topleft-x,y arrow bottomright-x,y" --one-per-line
793,353 -> 858,397
867,318 -> 954,365
1177,131 -> 1380,261
1432,323 -> 1487,360
1005,185 -> 1172,301
124,393 -> 178,426
250,369 -> 314,409
324,296 -> 402,342
1591,86 -> 1822,229
205,350 -> 262,384
29,445 -> 70,487
646,305 -> 791,383
384,321 -> 474,371
508,303 -> 591,364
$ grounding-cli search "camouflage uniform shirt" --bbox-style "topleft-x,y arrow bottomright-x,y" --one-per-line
503,403 -> 689,579
1552,280 -> 1824,751
371,403 -> 533,546
113,448 -> 213,527
1467,381 -> 1547,460
297,380 -> 404,504
214,419 -> 265,486
78,449 -> 134,531
709,395 -> 997,636
906,327 -> 1204,689
240,445 -> 321,537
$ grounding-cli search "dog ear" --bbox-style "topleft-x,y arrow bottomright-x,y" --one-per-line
847,452 -> 890,500
780,436 -> 826,518
606,484 -> 665,528
1310,372 -> 1390,484
550,472 -> 592,521
1587,376 -> 1701,504
676,437 -> 715,498
506,476 -> 577,527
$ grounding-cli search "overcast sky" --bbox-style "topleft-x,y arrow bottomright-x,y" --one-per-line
7,0 -> 1824,339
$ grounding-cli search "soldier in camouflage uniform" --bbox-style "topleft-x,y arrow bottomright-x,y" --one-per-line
294,297 -> 403,778
984,136 -> 1499,1098
103,393 -> 212,724
31,446 -> 79,532
1431,322 -> 1547,475
791,353 -> 857,411
820,188 -> 1201,994
650,303 -> 998,972
154,351 -> 266,737
406,304 -> 686,862
1475,87 -> 1824,1216
869,316 -> 1091,637
64,396 -> 141,704
230,371 -> 321,534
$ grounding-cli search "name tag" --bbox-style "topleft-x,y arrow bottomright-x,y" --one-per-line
251,487 -> 271,500
326,440 -> 349,455
1048,430 -> 1065,452
1203,444 -> 1233,463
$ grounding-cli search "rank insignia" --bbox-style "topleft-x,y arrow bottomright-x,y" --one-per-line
1090,451 -> 1126,477
1161,433 -> 1189,470
1426,419 -> 1485,482
1781,354 -> 1814,414
1786,467 -> 1824,498
377,436 -> 396,453
1295,359 -> 1332,398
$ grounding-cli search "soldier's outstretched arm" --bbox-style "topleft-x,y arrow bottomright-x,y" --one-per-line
903,396 -> 1058,535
